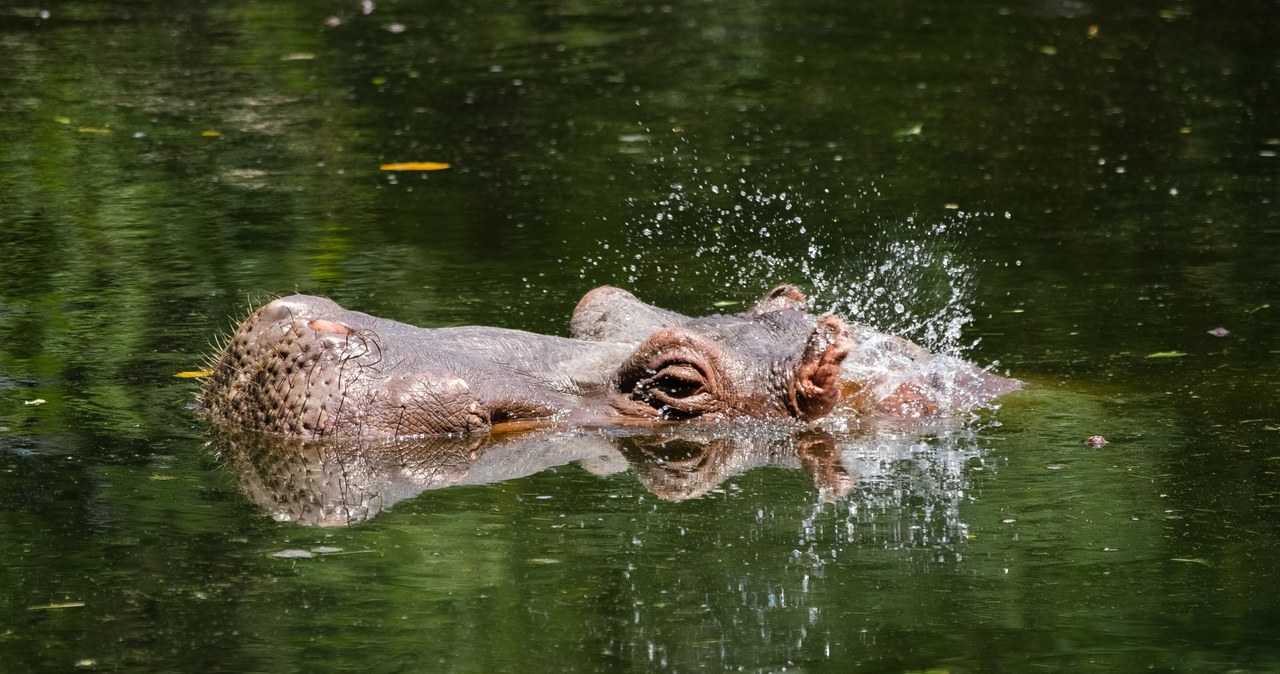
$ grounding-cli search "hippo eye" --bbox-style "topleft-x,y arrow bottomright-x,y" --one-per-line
619,329 -> 726,420
649,363 -> 706,399
634,361 -> 713,418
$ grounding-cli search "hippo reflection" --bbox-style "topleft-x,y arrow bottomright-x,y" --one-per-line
200,286 -> 1017,442
215,423 -> 976,526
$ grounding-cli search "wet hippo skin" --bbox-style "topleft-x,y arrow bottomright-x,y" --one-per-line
200,285 -> 1018,442
200,287 -> 854,441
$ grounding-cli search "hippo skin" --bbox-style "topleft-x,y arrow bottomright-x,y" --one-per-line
200,286 -> 853,441
200,285 -> 1018,442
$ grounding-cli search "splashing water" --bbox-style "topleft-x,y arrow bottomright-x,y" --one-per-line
582,164 -> 983,357
826,220 -> 980,358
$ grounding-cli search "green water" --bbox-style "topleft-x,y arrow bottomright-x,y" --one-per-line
1,0 -> 1277,671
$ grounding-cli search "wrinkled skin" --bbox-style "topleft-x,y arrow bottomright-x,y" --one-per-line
200,291 -> 852,441
571,285 -> 1021,420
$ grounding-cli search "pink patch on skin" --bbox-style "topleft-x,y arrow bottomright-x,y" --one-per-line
307,319 -> 353,336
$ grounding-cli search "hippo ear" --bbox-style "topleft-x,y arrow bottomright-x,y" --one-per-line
788,315 -> 852,421
753,285 -> 808,314
571,285 -> 690,343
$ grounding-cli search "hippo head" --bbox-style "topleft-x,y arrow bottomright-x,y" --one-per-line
201,289 -> 854,441
610,309 -> 852,423
202,281 -> 1020,443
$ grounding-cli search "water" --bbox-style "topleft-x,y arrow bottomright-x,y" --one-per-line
2,0 -> 1278,671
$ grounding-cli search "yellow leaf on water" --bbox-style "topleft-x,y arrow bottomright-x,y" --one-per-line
1145,351 -> 1187,359
174,370 -> 214,378
28,602 -> 85,611
77,127 -> 112,134
379,162 -> 451,171
201,130 -> 222,138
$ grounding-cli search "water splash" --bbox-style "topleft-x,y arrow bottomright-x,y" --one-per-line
582,162 -> 983,357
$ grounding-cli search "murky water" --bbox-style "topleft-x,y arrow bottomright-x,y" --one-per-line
1,0 -> 1277,671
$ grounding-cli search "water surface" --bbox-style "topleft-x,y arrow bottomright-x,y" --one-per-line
1,0 -> 1277,671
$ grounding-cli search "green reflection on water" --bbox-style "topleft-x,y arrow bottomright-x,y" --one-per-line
0,0 -> 1277,671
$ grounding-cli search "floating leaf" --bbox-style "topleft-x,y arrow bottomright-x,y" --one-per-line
281,52 -> 315,61
1171,557 -> 1212,566
77,127 -> 112,134
271,549 -> 314,559
1039,45 -> 1058,55
54,116 -> 72,125
712,300 -> 740,308
28,602 -> 85,611
1145,351 -> 1187,359
201,130 -> 222,138
174,370 -> 213,378
379,162 -> 451,171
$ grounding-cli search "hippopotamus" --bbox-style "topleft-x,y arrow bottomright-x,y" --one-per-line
199,285 -> 1018,442
199,287 -> 853,441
